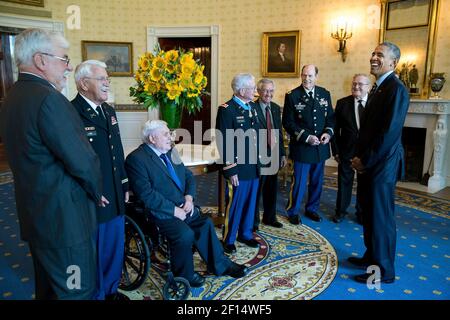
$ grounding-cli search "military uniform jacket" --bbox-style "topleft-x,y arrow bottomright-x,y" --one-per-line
215,97 -> 260,180
72,94 -> 129,223
254,99 -> 286,170
282,85 -> 335,163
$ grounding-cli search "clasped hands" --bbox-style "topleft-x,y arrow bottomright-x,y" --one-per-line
174,195 -> 194,221
351,157 -> 365,174
307,133 -> 330,146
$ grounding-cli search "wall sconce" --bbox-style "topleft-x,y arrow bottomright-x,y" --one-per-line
331,17 -> 353,62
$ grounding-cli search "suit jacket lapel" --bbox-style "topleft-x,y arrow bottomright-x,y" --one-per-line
74,94 -> 108,130
255,100 -> 267,129
270,103 -> 280,129
300,86 -> 314,108
170,150 -> 185,191
348,99 -> 358,130
144,146 -> 184,192
101,103 -> 112,132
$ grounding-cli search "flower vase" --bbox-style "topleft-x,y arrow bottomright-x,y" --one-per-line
159,100 -> 183,130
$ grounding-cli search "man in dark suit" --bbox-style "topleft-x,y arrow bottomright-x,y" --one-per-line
282,64 -> 334,224
72,60 -> 129,300
331,74 -> 371,224
253,78 -> 286,231
215,73 -> 261,254
351,42 -> 409,284
0,28 -> 106,299
125,120 -> 248,288
268,42 -> 294,73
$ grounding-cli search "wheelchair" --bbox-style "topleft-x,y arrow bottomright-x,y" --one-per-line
119,199 -> 191,300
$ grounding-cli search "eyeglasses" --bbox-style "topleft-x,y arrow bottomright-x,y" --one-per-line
38,52 -> 70,66
352,82 -> 370,87
84,77 -> 111,83
259,89 -> 274,94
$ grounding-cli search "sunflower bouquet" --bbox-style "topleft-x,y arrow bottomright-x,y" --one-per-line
130,46 -> 208,114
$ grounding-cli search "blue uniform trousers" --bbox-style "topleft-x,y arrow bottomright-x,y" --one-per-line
94,215 -> 124,300
223,178 -> 259,245
286,161 -> 325,217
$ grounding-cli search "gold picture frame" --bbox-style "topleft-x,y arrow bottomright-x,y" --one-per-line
2,0 -> 44,6
261,30 -> 301,78
386,0 -> 430,30
81,41 -> 133,77
380,0 -> 440,98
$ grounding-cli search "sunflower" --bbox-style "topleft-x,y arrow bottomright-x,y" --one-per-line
150,67 -> 163,81
131,47 -> 208,115
144,81 -> 160,94
138,56 -> 150,71
166,50 -> 179,63
166,82 -> 182,100
165,63 -> 176,74
153,56 -> 166,69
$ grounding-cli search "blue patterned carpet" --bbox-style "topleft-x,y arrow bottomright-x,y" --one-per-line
0,171 -> 449,300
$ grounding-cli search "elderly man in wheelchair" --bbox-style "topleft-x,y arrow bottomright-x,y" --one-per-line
125,120 -> 248,288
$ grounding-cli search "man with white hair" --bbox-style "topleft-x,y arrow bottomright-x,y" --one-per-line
72,60 -> 129,300
125,120 -> 248,288
215,73 -> 260,254
0,28 -> 105,299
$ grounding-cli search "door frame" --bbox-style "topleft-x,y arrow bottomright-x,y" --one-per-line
147,25 -> 220,131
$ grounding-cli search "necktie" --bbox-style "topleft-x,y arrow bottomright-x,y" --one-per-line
358,100 -> 365,126
266,105 -> 274,147
308,91 -> 313,99
160,153 -> 183,191
96,105 -> 105,120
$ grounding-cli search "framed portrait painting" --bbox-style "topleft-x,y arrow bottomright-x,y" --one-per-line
81,41 -> 133,77
262,30 -> 301,78
2,0 -> 44,6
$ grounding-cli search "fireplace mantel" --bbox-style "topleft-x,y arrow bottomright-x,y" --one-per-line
404,99 -> 449,193
408,99 -> 450,115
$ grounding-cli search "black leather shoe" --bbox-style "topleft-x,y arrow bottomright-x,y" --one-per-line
354,273 -> 395,284
332,211 -> 347,223
288,215 -> 301,225
106,292 -> 130,301
305,211 -> 322,222
223,262 -> 248,278
189,272 -> 206,288
347,256 -> 370,267
223,243 -> 237,254
237,237 -> 259,248
263,220 -> 283,228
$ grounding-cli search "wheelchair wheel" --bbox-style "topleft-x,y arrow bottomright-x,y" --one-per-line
163,277 -> 190,300
120,215 -> 151,291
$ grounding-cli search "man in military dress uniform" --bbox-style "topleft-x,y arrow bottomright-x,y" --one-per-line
72,60 -> 129,300
216,73 -> 260,254
282,64 -> 335,224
